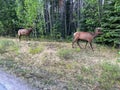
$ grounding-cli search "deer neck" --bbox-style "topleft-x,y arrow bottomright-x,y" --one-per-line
29,29 -> 32,32
93,33 -> 98,38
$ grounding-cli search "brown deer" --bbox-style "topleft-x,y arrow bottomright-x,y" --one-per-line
72,27 -> 102,51
18,28 -> 33,41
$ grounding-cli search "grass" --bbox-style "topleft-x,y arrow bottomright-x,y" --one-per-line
74,47 -> 81,52
0,38 -> 119,90
57,48 -> 74,60
98,62 -> 120,90
29,45 -> 44,54
117,50 -> 120,62
0,39 -> 19,54
75,62 -> 120,90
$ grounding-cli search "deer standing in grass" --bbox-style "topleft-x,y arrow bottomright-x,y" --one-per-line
18,28 -> 33,41
72,27 -> 102,51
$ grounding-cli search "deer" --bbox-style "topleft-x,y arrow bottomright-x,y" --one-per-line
18,28 -> 33,41
72,27 -> 102,51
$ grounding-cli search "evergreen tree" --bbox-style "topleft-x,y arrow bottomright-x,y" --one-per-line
96,0 -> 120,47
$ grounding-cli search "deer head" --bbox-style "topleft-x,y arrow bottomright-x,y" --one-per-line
95,27 -> 102,34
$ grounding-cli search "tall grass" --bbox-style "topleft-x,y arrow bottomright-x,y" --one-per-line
0,39 -> 19,54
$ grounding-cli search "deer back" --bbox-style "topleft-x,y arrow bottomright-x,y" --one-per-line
74,32 -> 94,42
18,28 -> 32,36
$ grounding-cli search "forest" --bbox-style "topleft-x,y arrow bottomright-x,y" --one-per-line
0,0 -> 120,90
0,0 -> 120,46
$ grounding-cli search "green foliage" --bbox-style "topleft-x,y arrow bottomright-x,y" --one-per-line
80,0 -> 100,31
96,0 -> 120,47
0,21 -> 4,35
0,0 -> 17,36
98,62 -> 120,90
74,48 -> 81,52
114,0 -> 120,12
50,23 -> 62,39
0,0 -> 119,47
15,0 -> 39,27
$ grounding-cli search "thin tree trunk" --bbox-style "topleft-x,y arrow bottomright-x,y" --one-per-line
64,1 -> 67,38
48,1 -> 52,36
98,0 -> 103,25
77,0 -> 80,29
68,0 -> 73,35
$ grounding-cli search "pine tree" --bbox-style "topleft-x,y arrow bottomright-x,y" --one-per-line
97,0 -> 120,47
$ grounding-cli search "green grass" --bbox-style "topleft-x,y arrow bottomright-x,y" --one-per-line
74,47 -> 81,52
29,45 -> 44,54
118,51 -> 120,54
81,66 -> 93,74
0,39 -> 19,54
57,48 -> 74,60
75,62 -> 120,90
117,51 -> 120,62
76,75 -> 84,82
98,62 -> 120,90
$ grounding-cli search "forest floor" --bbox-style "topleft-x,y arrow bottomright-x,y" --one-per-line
0,37 -> 120,90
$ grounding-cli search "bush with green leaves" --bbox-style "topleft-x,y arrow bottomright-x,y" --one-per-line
96,0 -> 120,47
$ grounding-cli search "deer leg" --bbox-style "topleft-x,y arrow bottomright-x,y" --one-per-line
28,35 -> 30,41
85,42 -> 88,49
72,40 -> 76,48
72,39 -> 77,48
18,35 -> 21,41
26,36 -> 28,41
77,40 -> 82,49
89,42 -> 94,51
